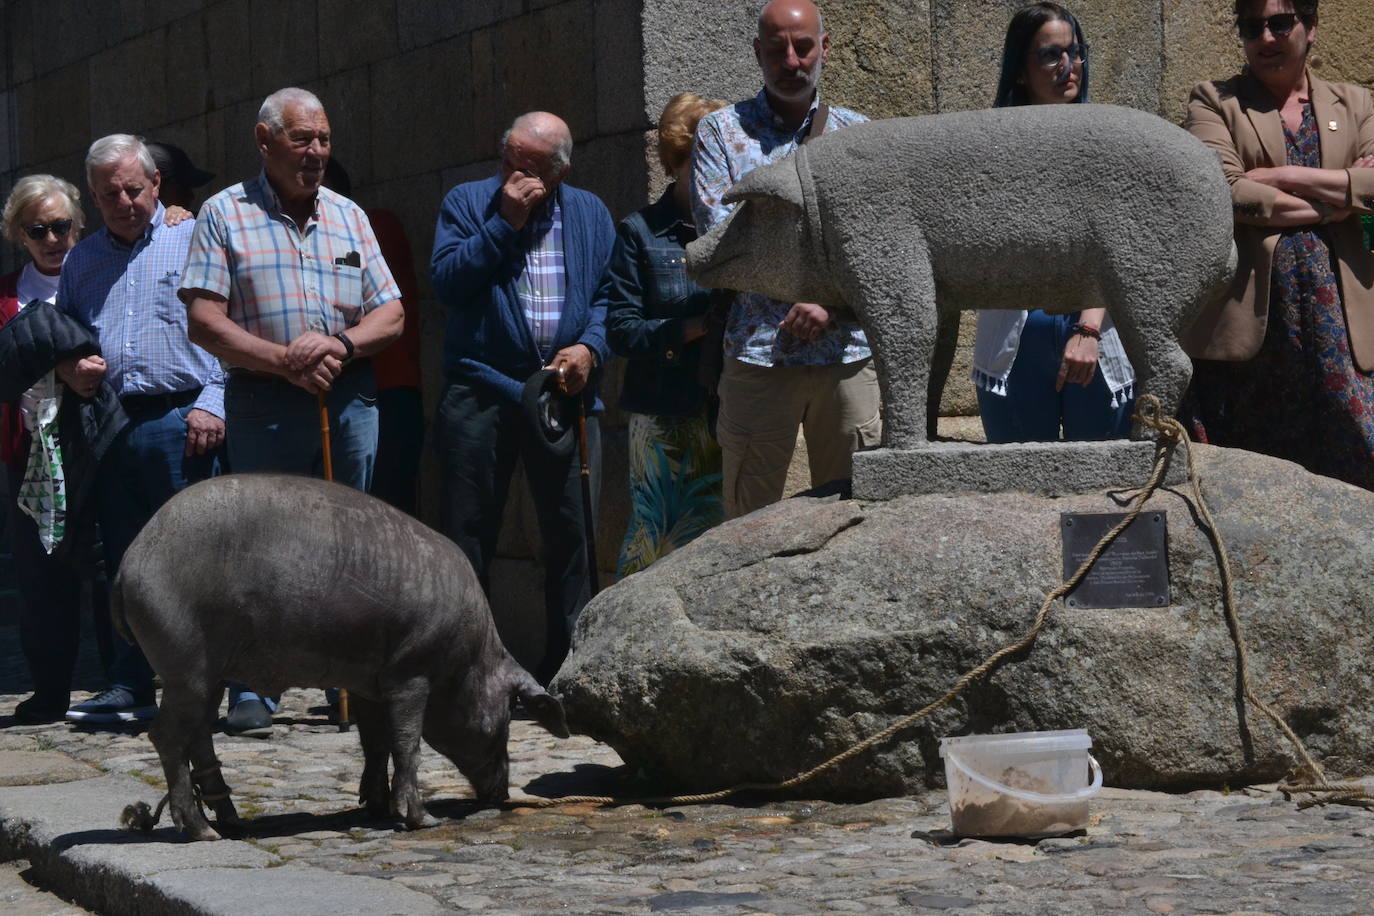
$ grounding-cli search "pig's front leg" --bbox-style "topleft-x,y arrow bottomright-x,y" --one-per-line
352,695 -> 392,819
386,680 -> 437,829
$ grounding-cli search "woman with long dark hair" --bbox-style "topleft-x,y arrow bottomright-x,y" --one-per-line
972,2 -> 1136,443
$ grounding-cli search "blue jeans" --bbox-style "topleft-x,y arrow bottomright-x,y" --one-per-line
225,365 -> 378,490
977,310 -> 1134,444
224,365 -> 378,708
98,395 -> 220,694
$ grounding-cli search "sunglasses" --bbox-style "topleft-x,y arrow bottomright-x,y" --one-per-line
22,219 -> 73,241
1033,43 -> 1087,69
1237,13 -> 1300,40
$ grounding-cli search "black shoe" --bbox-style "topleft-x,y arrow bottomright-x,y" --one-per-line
13,694 -> 69,724
65,686 -> 157,723
224,698 -> 273,738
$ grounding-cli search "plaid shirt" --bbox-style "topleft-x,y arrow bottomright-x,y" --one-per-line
692,90 -> 870,368
179,172 -> 400,351
516,196 -> 565,358
57,203 -> 224,417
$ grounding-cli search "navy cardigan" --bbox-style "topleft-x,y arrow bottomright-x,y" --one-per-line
431,176 -> 616,407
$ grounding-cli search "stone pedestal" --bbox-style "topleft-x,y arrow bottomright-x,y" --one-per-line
851,439 -> 1185,499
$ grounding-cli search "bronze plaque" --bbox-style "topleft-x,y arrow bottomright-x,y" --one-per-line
1060,511 -> 1169,608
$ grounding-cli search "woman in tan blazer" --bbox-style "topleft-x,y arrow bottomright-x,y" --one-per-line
1183,0 -> 1374,489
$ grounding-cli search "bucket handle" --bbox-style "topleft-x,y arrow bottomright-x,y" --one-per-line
945,751 -> 1103,804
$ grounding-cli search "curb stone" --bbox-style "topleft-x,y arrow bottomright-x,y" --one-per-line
0,740 -> 442,915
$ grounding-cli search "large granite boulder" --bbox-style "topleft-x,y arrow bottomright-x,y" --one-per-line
553,445 -> 1374,799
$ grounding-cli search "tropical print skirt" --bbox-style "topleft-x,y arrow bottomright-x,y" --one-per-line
616,410 -> 722,579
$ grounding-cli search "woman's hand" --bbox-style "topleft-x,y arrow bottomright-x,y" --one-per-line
1056,331 -> 1100,390
163,205 -> 193,226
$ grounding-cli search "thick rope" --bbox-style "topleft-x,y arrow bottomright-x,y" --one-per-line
508,395 -> 1369,811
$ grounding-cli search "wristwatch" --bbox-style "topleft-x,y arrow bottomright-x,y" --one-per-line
333,331 -> 356,364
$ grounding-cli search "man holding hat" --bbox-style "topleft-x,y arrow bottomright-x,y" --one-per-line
430,111 -> 614,684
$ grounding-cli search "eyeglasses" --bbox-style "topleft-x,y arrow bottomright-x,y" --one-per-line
22,219 -> 73,241
1033,43 -> 1087,69
1237,13 -> 1300,40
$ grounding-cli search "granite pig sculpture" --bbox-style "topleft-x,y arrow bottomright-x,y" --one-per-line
687,104 -> 1236,445
114,474 -> 568,841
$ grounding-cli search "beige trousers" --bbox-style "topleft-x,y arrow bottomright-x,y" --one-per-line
716,357 -> 882,520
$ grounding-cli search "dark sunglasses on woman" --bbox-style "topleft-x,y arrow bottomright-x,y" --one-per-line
1237,13 -> 1300,40
23,219 -> 73,240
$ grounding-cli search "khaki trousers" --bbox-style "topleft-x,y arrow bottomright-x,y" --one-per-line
717,357 -> 882,520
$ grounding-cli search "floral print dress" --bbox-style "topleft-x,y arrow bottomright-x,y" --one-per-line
1188,103 -> 1374,489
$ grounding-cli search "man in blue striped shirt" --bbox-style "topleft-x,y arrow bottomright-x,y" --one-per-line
56,134 -> 224,725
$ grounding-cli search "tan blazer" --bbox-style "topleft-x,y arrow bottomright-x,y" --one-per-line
1183,72 -> 1374,370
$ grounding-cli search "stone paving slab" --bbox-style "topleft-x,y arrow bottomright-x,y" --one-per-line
1,631 -> 1373,913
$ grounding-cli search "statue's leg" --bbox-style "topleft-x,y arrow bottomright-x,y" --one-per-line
844,237 -> 937,449
1105,272 -> 1196,437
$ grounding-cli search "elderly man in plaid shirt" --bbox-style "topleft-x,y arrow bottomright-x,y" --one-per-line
56,134 -> 225,724
430,111 -> 614,685
181,87 -> 402,735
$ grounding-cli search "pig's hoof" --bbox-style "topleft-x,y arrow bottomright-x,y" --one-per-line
402,811 -> 440,830
188,823 -> 222,842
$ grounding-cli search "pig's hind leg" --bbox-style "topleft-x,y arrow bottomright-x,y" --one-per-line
189,685 -> 241,831
385,679 -> 438,829
352,695 -> 392,819
149,685 -> 221,841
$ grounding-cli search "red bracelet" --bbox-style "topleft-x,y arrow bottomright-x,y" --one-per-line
1071,323 -> 1101,340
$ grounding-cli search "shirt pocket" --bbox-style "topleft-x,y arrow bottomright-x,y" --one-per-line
329,262 -> 364,327
646,250 -> 693,319
155,270 -> 186,325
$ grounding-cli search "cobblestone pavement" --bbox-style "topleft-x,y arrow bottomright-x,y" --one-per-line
2,623 -> 1374,913
0,860 -> 91,915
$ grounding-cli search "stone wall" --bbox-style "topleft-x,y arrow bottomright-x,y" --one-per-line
2,0 -> 1372,666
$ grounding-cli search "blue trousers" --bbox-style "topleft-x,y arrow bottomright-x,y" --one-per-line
977,310 -> 1133,444
224,365 -> 378,709
99,396 -> 220,693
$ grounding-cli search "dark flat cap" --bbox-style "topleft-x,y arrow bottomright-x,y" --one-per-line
521,367 -> 579,458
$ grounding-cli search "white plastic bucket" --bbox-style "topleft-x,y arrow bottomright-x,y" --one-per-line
938,729 -> 1102,839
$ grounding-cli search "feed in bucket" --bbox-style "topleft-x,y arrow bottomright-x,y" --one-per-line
939,728 -> 1102,839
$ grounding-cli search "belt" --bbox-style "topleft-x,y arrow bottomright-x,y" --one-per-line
121,387 -> 202,412
228,357 -> 372,384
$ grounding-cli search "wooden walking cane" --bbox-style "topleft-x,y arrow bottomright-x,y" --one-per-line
318,392 -> 351,732
576,399 -> 599,597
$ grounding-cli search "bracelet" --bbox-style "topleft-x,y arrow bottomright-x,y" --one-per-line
333,331 -> 355,364
1071,323 -> 1101,341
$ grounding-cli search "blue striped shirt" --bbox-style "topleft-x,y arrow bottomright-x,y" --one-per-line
516,196 -> 566,358
57,203 -> 224,417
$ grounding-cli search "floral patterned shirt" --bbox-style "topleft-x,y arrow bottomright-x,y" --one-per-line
691,90 -> 870,367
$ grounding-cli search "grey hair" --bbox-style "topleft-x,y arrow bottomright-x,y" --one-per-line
258,87 -> 325,134
500,114 -> 573,171
85,134 -> 157,185
2,174 -> 84,245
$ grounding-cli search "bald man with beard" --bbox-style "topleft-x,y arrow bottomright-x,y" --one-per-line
692,0 -> 880,520
430,112 -> 614,684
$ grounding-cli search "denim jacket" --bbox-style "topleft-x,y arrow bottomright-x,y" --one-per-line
601,186 -> 713,417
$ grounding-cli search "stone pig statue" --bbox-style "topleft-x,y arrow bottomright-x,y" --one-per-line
687,104 -> 1236,446
113,474 -> 568,841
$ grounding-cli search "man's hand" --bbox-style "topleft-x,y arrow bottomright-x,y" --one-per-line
184,408 -> 225,456
284,331 -> 346,372
163,206 -> 194,226
286,355 -> 343,394
56,355 -> 106,399
499,171 -> 548,230
778,302 -> 832,341
546,344 -> 595,396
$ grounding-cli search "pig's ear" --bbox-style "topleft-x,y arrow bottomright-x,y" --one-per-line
512,670 -> 571,739
722,158 -> 804,209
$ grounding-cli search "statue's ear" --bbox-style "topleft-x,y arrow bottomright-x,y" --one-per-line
722,159 -> 804,209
